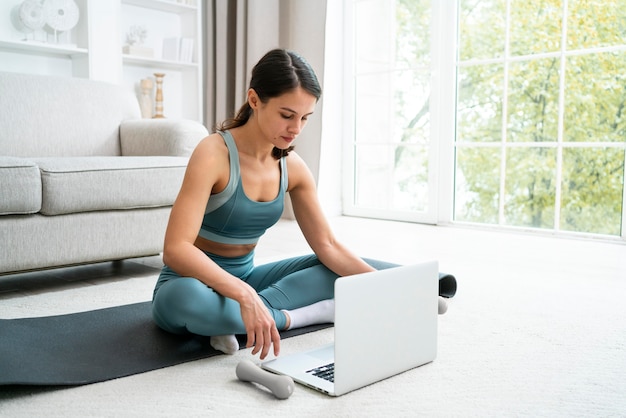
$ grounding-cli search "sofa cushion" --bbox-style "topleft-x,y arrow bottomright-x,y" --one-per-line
0,157 -> 42,215
33,157 -> 188,216
1,72 -> 141,157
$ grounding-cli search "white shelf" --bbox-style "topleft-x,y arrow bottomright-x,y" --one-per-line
0,39 -> 88,57
121,0 -> 197,14
123,54 -> 198,70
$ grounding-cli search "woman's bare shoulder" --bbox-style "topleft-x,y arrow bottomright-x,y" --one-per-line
188,132 -> 229,166
285,150 -> 307,169
194,132 -> 228,154
285,150 -> 315,190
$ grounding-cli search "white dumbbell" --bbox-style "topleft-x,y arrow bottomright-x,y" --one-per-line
236,359 -> 295,399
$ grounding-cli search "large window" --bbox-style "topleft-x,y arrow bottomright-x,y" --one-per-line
346,0 -> 626,239
344,0 -> 438,223
456,0 -> 626,236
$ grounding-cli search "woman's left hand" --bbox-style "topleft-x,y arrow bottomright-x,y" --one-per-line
239,286 -> 281,360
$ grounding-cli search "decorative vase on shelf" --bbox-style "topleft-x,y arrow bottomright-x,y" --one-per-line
139,78 -> 154,119
153,73 -> 165,119
123,25 -> 153,58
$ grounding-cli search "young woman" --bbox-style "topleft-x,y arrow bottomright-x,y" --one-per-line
151,49 -> 456,360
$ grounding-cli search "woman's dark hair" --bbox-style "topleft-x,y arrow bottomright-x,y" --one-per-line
217,49 -> 322,159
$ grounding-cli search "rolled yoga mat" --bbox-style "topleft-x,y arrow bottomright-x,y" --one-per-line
0,301 -> 331,386
439,273 -> 457,299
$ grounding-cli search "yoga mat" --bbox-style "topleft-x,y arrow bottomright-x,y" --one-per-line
0,301 -> 331,386
439,273 -> 457,299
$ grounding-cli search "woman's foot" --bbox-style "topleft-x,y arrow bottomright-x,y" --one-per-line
210,334 -> 239,355
282,299 -> 335,330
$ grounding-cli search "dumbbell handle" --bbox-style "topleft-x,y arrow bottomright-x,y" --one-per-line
236,359 -> 295,399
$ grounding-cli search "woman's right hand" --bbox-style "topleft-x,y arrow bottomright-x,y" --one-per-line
239,287 -> 281,360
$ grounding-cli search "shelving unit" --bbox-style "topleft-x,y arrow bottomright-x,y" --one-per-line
0,0 -> 90,77
120,0 -> 202,121
0,0 -> 203,122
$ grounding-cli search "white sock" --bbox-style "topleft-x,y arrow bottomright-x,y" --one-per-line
210,334 -> 239,355
438,296 -> 449,315
283,299 -> 335,330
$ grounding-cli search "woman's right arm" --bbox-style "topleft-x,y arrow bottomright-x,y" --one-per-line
161,134 -> 280,359
162,134 -> 234,288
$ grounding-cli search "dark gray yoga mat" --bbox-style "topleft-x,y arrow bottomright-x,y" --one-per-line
0,301 -> 331,386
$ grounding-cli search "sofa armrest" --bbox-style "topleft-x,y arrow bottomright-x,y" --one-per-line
120,119 -> 208,157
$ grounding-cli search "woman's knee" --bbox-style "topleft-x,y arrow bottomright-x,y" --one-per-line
152,278 -> 212,333
152,277 -> 246,336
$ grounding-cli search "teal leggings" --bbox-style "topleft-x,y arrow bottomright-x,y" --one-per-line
151,252 -> 397,336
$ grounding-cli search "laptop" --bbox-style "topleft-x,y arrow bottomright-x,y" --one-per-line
261,261 -> 438,396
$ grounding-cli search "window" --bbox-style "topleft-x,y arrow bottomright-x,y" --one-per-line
343,0 -> 439,223
456,0 -> 626,237
346,0 -> 626,239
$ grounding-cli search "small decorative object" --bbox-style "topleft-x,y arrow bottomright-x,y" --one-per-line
123,25 -> 153,58
153,73 -> 165,119
139,78 -> 154,119
43,0 -> 80,44
10,0 -> 46,41
126,25 -> 147,46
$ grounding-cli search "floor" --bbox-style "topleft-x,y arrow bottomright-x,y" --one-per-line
0,255 -> 163,308
1,215 -> 624,316
1,216 -> 625,417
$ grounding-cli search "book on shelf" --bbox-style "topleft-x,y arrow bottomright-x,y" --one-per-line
162,37 -> 194,62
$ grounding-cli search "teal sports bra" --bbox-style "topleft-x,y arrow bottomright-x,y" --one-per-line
198,130 -> 287,245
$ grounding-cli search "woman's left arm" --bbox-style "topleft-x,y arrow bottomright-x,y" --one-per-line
287,152 -> 376,277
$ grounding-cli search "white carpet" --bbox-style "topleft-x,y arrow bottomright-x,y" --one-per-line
1,217 -> 625,417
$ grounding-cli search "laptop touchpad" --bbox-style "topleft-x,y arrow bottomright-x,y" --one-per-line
308,344 -> 334,361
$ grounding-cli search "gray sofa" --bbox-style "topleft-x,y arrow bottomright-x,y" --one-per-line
0,72 -> 208,275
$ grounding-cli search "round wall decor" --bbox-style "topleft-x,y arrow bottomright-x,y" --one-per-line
43,0 -> 79,32
10,0 -> 46,34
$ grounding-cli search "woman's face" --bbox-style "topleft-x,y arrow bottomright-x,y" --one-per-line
250,87 -> 317,150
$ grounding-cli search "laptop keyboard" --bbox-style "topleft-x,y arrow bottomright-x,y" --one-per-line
306,363 -> 335,382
